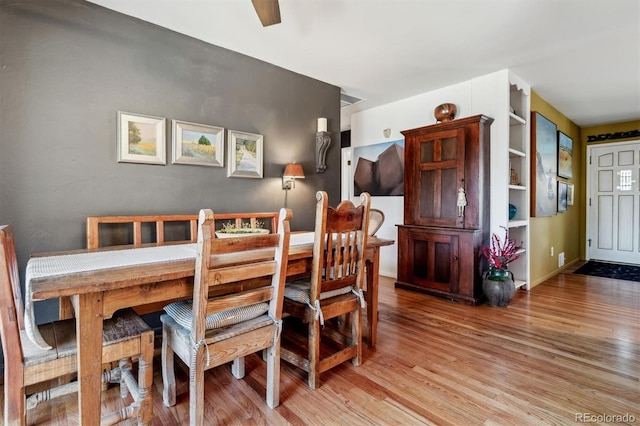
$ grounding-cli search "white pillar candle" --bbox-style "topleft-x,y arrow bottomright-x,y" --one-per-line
317,118 -> 327,132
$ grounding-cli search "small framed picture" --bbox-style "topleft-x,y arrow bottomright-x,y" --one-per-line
117,111 -> 166,165
558,131 -> 573,179
172,120 -> 224,167
227,130 -> 263,178
567,183 -> 574,206
558,181 -> 568,212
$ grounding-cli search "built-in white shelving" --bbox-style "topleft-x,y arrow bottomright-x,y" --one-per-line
471,69 -> 531,290
506,74 -> 530,290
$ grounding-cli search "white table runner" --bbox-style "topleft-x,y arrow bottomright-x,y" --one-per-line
25,244 -> 197,350
290,232 -> 314,247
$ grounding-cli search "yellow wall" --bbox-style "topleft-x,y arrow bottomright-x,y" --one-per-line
529,92 -> 582,287
529,92 -> 640,287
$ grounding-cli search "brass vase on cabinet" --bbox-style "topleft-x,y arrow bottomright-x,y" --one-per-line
433,103 -> 457,123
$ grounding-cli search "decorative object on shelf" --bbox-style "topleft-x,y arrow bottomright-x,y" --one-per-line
433,103 -> 457,123
215,220 -> 269,238
482,227 -> 522,307
282,162 -> 305,190
510,168 -> 520,185
316,117 -> 331,173
508,203 -> 517,220
557,131 -> 573,179
227,130 -> 263,178
117,111 -> 166,165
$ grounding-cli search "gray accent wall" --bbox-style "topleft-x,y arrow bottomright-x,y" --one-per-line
0,0 -> 341,368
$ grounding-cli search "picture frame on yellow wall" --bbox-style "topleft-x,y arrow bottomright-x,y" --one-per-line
531,112 -> 558,217
566,183 -> 574,206
558,181 -> 568,213
558,131 -> 573,179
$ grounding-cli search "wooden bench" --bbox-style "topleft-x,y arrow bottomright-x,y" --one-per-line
86,212 -> 279,248
86,214 -> 198,249
59,212 -> 280,319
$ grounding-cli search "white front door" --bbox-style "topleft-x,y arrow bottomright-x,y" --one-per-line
587,141 -> 640,264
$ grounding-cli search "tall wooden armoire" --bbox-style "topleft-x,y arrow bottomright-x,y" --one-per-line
396,114 -> 493,305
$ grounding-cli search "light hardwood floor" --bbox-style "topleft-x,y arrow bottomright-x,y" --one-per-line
4,267 -> 639,425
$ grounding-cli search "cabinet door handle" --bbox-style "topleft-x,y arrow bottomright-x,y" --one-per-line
453,256 -> 458,260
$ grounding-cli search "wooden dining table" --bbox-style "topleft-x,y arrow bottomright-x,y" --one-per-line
26,232 -> 394,425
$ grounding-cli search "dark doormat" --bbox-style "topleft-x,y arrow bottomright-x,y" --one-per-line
573,261 -> 640,282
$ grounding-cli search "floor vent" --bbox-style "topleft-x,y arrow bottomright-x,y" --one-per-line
341,92 -> 364,108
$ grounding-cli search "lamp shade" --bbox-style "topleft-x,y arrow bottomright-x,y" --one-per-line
283,163 -> 305,178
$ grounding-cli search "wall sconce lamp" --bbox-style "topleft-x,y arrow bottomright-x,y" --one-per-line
316,117 -> 331,173
282,163 -> 305,190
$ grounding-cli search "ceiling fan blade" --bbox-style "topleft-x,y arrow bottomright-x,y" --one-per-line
251,0 -> 281,27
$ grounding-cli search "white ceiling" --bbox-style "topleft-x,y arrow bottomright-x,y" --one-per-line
88,0 -> 640,129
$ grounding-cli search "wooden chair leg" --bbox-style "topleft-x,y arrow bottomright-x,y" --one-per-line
308,319 -> 321,390
119,357 -> 132,398
352,307 -> 362,367
5,380 -> 26,426
265,342 -> 280,408
189,355 -> 206,426
137,330 -> 154,426
161,325 -> 176,407
231,356 -> 245,379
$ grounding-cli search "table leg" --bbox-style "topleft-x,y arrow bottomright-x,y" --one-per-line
75,292 -> 104,425
365,247 -> 380,348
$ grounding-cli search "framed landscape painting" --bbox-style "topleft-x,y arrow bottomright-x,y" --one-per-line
557,131 -> 573,179
530,112 -> 557,216
172,120 -> 224,167
117,111 -> 166,165
227,130 -> 263,178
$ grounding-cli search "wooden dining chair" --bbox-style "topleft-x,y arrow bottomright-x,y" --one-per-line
0,225 -> 154,426
368,208 -> 385,236
160,208 -> 292,425
281,191 -> 371,389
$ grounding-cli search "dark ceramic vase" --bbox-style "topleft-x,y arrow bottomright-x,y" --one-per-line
482,268 -> 516,307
